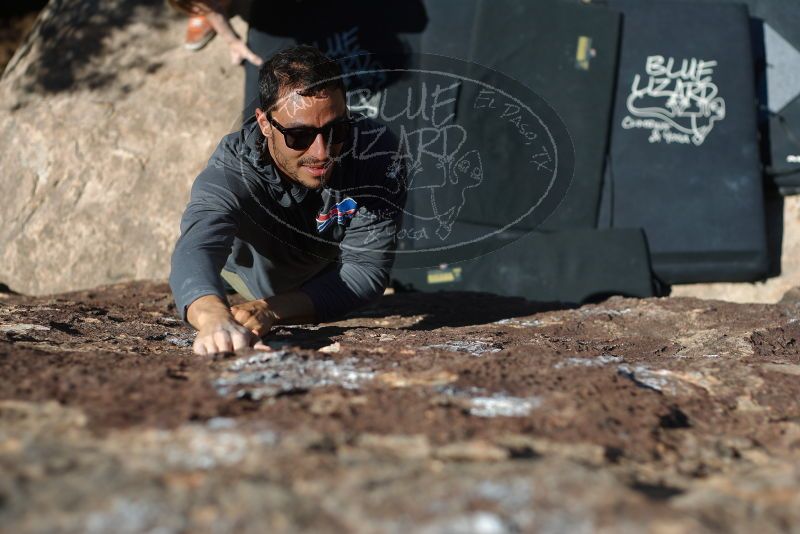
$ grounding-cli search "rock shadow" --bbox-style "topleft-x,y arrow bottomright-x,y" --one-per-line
351,290 -> 569,331
10,0 -> 171,93
268,325 -> 348,351
268,291 -> 568,348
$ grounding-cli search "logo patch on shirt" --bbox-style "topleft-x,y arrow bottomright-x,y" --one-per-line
316,197 -> 358,233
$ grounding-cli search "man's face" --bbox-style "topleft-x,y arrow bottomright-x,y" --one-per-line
255,87 -> 348,190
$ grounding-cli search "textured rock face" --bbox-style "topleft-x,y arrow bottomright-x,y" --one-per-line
0,0 -> 245,295
2,283 -> 800,531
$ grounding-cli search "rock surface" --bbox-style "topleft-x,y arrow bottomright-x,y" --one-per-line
0,0 -> 245,295
2,282 -> 800,531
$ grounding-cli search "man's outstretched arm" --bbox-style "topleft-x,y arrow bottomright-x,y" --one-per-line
171,166 -> 270,355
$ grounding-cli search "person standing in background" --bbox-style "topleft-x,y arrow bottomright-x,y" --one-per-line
168,0 -> 427,120
241,1 -> 427,116
168,0 -> 263,67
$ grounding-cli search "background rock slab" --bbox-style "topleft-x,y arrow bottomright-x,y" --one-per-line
4,1 -> 800,304
0,0 -> 245,295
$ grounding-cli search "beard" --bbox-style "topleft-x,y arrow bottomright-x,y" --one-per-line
266,134 -> 336,190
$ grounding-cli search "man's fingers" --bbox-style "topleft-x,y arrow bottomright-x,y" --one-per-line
230,330 -> 250,351
193,335 -> 217,356
193,338 -> 208,356
232,308 -> 252,325
248,51 -> 264,67
212,330 -> 234,353
194,331 -> 249,354
242,317 -> 266,335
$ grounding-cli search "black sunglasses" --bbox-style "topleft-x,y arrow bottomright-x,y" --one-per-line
267,114 -> 352,151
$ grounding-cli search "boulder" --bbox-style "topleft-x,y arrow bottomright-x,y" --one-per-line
0,0 -> 246,295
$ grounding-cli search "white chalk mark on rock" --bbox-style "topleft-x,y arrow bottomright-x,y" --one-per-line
0,323 -> 51,333
493,318 -> 543,328
165,335 -> 192,348
215,351 -> 375,400
469,395 -> 542,418
554,354 -> 623,369
318,342 -> 341,354
423,340 -> 503,356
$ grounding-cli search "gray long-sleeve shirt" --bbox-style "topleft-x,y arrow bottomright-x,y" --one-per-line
169,115 -> 407,323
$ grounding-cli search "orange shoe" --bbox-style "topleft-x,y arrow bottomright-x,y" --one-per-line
184,16 -> 216,51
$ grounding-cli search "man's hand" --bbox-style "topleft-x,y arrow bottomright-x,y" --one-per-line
204,11 -> 264,67
193,316 -> 268,355
227,40 -> 264,67
187,295 -> 270,355
230,299 -> 276,337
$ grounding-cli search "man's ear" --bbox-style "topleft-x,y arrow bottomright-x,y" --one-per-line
255,108 -> 270,137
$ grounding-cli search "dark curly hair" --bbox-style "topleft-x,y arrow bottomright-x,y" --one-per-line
258,45 -> 346,114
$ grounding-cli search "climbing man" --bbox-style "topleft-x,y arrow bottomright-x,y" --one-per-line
169,45 -> 407,355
